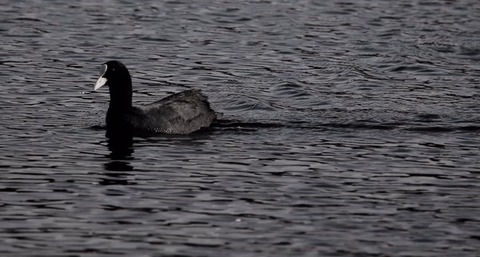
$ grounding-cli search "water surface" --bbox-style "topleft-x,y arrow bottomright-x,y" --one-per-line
1,0 -> 480,256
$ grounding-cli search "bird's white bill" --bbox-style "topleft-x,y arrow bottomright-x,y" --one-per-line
94,77 -> 107,91
93,64 -> 108,91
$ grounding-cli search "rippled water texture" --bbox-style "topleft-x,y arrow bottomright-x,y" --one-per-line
1,0 -> 480,256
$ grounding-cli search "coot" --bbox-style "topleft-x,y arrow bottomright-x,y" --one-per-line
94,61 -> 217,135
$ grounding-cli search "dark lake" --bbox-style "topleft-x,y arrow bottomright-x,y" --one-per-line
1,0 -> 480,256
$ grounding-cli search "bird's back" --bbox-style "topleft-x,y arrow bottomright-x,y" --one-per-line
133,89 -> 217,134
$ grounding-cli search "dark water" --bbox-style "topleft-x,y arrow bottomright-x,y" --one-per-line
1,0 -> 480,256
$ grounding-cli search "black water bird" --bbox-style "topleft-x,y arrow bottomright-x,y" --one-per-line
94,61 -> 217,135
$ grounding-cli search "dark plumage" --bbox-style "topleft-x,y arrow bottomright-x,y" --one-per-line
94,61 -> 217,135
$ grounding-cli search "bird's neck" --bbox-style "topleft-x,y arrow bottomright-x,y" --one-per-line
108,78 -> 133,111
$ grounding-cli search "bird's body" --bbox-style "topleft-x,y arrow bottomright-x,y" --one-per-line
107,89 -> 216,134
94,61 -> 217,136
